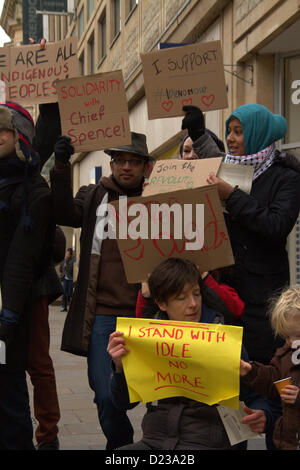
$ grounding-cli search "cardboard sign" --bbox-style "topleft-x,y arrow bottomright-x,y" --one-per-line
117,317 -> 243,409
142,157 -> 223,196
0,38 -> 78,104
57,70 -> 131,152
0,80 -> 5,103
140,40 -> 228,119
109,185 -> 234,283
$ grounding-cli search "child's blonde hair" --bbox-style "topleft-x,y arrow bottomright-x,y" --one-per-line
269,286 -> 300,338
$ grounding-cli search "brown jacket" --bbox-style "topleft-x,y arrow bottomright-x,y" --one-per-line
242,342 -> 300,450
50,162 -> 140,356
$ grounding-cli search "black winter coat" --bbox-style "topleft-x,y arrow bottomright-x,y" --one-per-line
192,136 -> 300,363
224,152 -> 300,363
0,166 -> 53,370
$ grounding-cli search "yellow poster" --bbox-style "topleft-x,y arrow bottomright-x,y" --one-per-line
116,317 -> 243,409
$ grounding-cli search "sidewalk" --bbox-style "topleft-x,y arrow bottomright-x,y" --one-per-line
26,305 -> 144,450
26,305 -> 266,450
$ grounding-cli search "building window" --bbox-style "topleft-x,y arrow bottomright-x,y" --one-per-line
112,0 -> 121,40
62,14 -> 68,38
78,7 -> 84,39
56,15 -> 61,41
79,51 -> 85,75
88,0 -> 95,20
98,12 -> 106,62
125,0 -> 137,20
130,0 -> 137,8
48,15 -> 55,42
88,34 -> 95,74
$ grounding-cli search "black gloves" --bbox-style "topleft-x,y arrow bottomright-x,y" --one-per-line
39,102 -> 60,120
54,136 -> 74,164
0,321 -> 17,348
181,105 -> 205,142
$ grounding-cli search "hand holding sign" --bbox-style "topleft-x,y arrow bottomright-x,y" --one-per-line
207,172 -> 235,200
107,330 -> 130,373
181,105 -> 205,141
28,37 -> 47,49
117,317 -> 243,408
240,406 -> 267,434
54,136 -> 74,164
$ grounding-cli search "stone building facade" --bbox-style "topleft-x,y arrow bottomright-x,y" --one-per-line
1,0 -> 300,283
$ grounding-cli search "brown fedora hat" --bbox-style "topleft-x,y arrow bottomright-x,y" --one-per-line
104,132 -> 150,159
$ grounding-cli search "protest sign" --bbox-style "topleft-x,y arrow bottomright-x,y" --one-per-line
0,38 -> 78,104
217,402 -> 260,445
218,163 -> 254,194
142,157 -> 223,196
109,185 -> 234,283
140,40 -> 228,119
57,70 -> 131,152
0,80 -> 5,102
117,317 -> 243,409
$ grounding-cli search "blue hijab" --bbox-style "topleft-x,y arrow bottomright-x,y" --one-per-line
225,104 -> 287,155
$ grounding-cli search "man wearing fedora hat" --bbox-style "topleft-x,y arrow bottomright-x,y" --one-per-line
50,132 -> 152,449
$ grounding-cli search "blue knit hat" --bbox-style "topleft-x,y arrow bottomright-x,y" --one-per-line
225,104 -> 287,155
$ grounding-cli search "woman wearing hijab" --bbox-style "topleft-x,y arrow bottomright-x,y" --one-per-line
207,103 -> 300,364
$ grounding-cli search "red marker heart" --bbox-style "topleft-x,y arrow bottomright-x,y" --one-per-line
182,98 -> 193,106
201,95 -> 215,107
123,238 -> 144,260
161,100 -> 174,112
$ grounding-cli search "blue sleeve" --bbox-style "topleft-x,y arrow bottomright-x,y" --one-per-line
239,345 -> 281,433
0,308 -> 19,325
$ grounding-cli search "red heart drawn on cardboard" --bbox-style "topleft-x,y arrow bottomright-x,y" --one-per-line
161,100 -> 174,112
182,98 -> 193,106
201,95 -> 215,108
123,238 -> 144,261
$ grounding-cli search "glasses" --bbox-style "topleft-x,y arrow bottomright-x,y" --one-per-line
112,158 -> 144,167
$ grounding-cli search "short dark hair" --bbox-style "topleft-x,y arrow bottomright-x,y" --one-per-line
67,248 -> 73,255
148,258 -> 203,304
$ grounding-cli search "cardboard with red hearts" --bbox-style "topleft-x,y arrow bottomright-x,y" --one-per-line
140,40 -> 228,119
110,185 -> 234,283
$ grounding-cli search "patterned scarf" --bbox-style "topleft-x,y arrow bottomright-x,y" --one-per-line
225,143 -> 276,180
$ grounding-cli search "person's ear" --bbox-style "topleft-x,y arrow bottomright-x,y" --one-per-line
156,300 -> 167,312
144,161 -> 153,178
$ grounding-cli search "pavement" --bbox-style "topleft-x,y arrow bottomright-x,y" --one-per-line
26,305 -> 266,451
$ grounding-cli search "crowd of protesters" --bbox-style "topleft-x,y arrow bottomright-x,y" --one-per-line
0,88 -> 300,451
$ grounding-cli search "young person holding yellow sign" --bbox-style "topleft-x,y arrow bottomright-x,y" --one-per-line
108,258 -> 275,450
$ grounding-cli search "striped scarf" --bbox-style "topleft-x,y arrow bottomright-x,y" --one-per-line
225,143 -> 276,180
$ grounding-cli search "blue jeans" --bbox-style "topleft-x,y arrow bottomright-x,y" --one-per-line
62,278 -> 73,310
87,315 -> 134,450
0,370 -> 35,450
